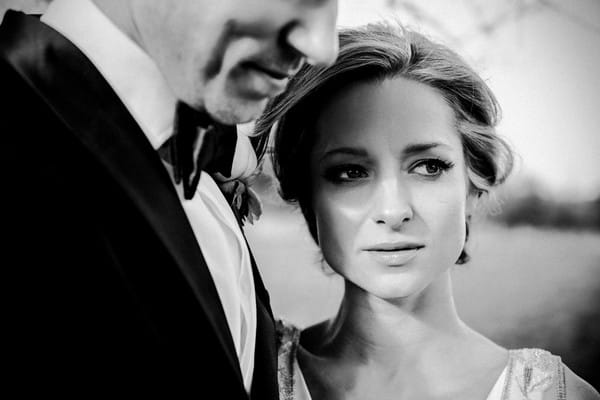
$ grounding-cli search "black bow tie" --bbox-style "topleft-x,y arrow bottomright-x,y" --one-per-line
159,101 -> 238,200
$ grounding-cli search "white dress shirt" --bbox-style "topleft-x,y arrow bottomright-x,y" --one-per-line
41,0 -> 257,391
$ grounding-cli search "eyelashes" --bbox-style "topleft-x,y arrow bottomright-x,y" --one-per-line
411,158 -> 455,177
323,164 -> 369,183
322,158 -> 455,184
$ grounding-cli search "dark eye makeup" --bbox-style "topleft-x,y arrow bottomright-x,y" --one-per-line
321,158 -> 455,184
322,164 -> 369,183
410,158 -> 455,177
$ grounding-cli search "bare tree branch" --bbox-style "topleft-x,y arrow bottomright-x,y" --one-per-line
462,0 -> 545,40
387,0 -> 463,44
384,0 -> 590,46
539,0 -> 600,36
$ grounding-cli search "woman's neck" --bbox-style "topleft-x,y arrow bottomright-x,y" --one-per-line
321,271 -> 465,362
298,271 -> 508,399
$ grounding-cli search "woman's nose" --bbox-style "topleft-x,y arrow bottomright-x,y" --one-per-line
372,178 -> 413,230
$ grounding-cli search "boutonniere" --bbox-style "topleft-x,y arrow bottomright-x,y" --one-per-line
212,128 -> 263,226
216,168 -> 263,226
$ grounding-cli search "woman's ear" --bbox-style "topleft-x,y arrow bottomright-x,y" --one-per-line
465,189 -> 483,217
455,190 -> 482,265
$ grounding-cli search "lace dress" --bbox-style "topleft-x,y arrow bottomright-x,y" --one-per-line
276,320 -> 567,400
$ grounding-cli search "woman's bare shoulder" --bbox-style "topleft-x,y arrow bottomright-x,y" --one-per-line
562,366 -> 599,400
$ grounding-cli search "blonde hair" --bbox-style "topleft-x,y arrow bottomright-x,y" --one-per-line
254,21 -> 514,263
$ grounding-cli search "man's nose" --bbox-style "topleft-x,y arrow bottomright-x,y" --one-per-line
285,0 -> 339,66
372,178 -> 413,230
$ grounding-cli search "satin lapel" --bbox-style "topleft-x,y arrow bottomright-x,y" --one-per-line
228,207 -> 278,399
228,200 -> 274,317
247,241 -> 278,400
236,221 -> 278,400
0,11 -> 244,386
247,237 -> 275,320
251,298 -> 279,400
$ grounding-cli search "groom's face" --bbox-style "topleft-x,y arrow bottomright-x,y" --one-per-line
131,0 -> 339,124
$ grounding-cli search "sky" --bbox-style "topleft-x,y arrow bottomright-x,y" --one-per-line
337,0 -> 600,201
1,0 -> 599,201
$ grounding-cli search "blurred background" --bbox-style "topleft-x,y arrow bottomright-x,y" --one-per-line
2,0 -> 598,390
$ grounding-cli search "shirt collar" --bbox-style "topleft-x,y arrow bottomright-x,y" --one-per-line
41,0 -> 176,150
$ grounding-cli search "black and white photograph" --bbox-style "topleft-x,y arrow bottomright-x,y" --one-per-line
1,0 -> 599,398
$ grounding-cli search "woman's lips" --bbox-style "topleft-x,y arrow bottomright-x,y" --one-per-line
364,242 -> 424,266
366,248 -> 421,266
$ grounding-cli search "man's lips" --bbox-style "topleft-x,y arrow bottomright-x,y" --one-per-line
244,61 -> 293,80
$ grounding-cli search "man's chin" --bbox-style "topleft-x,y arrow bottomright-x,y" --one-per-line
205,97 -> 269,125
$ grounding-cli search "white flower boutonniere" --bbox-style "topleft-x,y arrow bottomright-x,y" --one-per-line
212,130 -> 263,226
218,171 -> 263,226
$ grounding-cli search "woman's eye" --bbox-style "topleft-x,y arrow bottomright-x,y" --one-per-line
324,165 -> 369,182
340,167 -> 366,180
412,159 -> 453,177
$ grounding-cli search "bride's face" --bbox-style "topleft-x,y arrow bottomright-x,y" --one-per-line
310,77 -> 474,300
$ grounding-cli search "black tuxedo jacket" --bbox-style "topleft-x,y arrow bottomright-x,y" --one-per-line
0,11 -> 278,398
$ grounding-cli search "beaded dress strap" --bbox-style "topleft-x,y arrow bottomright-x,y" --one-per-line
500,348 -> 565,400
276,319 -> 302,400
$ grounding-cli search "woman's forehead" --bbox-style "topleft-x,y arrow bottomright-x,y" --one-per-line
312,77 -> 460,153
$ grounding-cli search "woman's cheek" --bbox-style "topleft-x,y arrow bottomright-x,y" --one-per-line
418,187 -> 468,262
313,186 -> 369,272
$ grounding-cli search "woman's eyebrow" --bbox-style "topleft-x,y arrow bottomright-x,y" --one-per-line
402,142 -> 451,157
319,147 -> 368,162
318,142 -> 453,162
